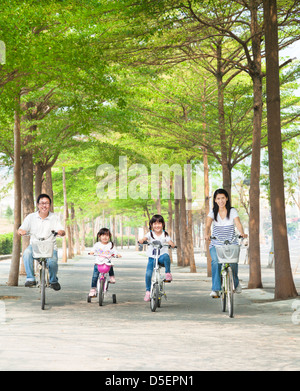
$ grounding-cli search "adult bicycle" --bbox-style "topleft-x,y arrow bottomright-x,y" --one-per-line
141,240 -> 176,312
26,230 -> 58,310
211,235 -> 245,318
87,254 -> 117,306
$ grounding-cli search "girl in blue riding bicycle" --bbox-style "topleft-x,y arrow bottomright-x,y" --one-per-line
138,214 -> 176,302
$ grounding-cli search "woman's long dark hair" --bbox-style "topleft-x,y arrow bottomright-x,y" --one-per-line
149,214 -> 169,239
96,227 -> 114,249
212,189 -> 232,222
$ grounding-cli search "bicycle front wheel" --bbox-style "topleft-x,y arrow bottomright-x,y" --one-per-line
41,263 -> 46,310
220,274 -> 226,313
227,267 -> 234,318
150,283 -> 159,312
99,279 -> 105,306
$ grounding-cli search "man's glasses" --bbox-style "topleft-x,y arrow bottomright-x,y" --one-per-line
39,202 -> 50,206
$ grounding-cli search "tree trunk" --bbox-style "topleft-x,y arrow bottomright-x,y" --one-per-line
174,175 -> 182,266
179,176 -> 189,266
34,162 -> 44,202
43,167 -> 54,212
186,162 -> 196,272
74,213 -> 81,256
66,207 -> 72,259
168,198 -> 173,263
216,43 -> 231,197
263,0 -> 297,299
69,203 -> 75,258
62,167 -> 68,263
80,213 -> 86,252
21,149 -> 34,275
247,0 -> 264,289
203,147 -> 212,277
8,95 -> 22,286
201,78 -> 212,277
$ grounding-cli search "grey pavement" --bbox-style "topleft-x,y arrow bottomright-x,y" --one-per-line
0,247 -> 300,372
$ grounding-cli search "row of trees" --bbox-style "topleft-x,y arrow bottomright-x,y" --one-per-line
0,0 -> 299,299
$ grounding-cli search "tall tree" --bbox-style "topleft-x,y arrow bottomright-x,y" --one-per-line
7,92 -> 21,286
263,0 -> 297,299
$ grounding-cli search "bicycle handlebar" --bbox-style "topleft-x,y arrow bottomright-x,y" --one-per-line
138,241 -> 177,249
88,253 -> 117,258
22,230 -> 58,240
210,235 -> 246,245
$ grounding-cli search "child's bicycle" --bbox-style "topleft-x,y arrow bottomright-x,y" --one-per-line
211,234 -> 245,318
26,230 -> 58,310
142,240 -> 176,312
87,254 -> 117,306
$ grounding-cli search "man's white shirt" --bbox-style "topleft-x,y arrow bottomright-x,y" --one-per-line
19,211 -> 64,250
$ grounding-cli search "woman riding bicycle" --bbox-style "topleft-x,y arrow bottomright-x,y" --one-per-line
205,189 -> 248,298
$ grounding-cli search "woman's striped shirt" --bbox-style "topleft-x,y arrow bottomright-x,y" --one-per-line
208,208 -> 239,248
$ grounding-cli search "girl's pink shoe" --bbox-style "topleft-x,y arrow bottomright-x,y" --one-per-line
165,273 -> 173,282
89,288 -> 97,297
144,291 -> 150,302
109,276 -> 116,284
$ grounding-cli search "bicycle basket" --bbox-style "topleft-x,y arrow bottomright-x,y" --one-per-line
32,240 -> 54,259
216,244 -> 240,264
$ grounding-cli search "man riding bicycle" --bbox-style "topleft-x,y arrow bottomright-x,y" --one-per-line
18,194 -> 65,291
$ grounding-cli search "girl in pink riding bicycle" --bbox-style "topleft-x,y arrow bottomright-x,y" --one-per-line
88,228 -> 121,298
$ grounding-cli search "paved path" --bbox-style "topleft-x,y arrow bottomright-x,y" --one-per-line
0,249 -> 299,372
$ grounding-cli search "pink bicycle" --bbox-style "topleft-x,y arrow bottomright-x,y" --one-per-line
87,255 -> 117,306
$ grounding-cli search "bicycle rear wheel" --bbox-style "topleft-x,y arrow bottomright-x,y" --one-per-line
227,267 -> 234,318
40,262 -> 46,310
